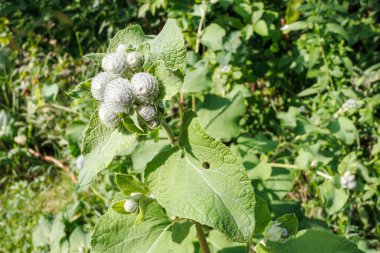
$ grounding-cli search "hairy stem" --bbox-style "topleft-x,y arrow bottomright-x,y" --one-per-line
160,117 -> 177,146
194,221 -> 211,253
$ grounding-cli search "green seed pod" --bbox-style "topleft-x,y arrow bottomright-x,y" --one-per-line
98,103 -> 119,128
102,52 -> 127,74
137,104 -> 156,122
91,72 -> 118,101
124,199 -> 139,213
126,51 -> 144,70
103,78 -> 134,113
131,72 -> 159,103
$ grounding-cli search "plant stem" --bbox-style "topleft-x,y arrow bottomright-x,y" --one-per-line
194,221 -> 211,253
269,163 -> 298,169
160,117 -> 177,146
316,171 -> 332,180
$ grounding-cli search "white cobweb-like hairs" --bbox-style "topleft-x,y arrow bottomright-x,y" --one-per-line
103,78 -> 134,113
131,72 -> 159,103
102,50 -> 127,74
98,103 -> 119,128
124,199 -> 139,213
136,104 -> 156,122
126,51 -> 144,70
91,72 -> 118,101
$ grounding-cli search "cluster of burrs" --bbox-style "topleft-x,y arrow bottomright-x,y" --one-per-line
91,44 -> 160,128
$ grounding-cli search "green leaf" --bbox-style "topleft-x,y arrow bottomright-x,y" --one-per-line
67,79 -> 92,99
78,110 -> 136,187
277,214 -> 298,236
282,21 -> 308,32
237,134 -> 279,153
326,23 -> 348,40
69,227 -> 91,253
148,60 -> 182,100
254,196 -> 271,234
107,25 -> 147,53
329,117 -> 358,145
201,23 -> 226,51
266,230 -> 363,253
120,114 -> 147,134
208,230 -> 246,253
254,20 -> 269,36
91,204 -> 195,253
320,180 -> 348,215
276,106 -> 300,129
144,19 -> 187,72
182,61 -> 212,94
197,90 -> 246,140
285,0 -> 302,23
247,161 -> 272,181
131,139 -> 171,173
84,53 -> 105,65
115,174 -> 149,195
145,111 -> 256,242
111,200 -> 127,214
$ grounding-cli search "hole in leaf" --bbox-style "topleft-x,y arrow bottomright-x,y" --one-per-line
202,162 -> 210,169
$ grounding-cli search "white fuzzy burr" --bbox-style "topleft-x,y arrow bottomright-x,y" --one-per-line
91,72 -> 118,101
103,78 -> 134,113
131,72 -> 159,103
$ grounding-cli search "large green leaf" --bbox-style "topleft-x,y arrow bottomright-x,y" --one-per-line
147,61 -> 183,100
145,111 -> 256,242
320,180 -> 348,215
329,117 -> 358,145
91,203 -> 195,253
197,90 -> 246,140
144,19 -> 187,72
266,229 -> 363,253
182,61 -> 212,94
78,111 -> 135,187
131,139 -> 170,173
107,25 -> 147,52
201,23 -> 226,51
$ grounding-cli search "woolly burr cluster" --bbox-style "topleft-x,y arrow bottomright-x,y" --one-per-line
340,171 -> 356,190
90,44 -> 160,128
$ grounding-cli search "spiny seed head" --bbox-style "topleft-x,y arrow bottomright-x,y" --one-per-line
126,51 -> 144,70
103,78 -> 134,113
102,52 -> 127,74
91,72 -> 118,101
131,72 -> 159,103
343,98 -> 357,109
137,104 -> 156,122
124,199 -> 139,213
98,103 -> 119,128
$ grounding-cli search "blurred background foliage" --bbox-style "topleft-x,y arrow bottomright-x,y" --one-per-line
0,0 -> 379,252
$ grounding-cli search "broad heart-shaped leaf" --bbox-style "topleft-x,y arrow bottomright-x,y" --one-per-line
201,23 -> 226,51
197,89 -> 246,140
320,180 -> 348,215
145,111 -> 256,242
144,19 -> 187,73
266,229 -> 363,253
78,110 -> 135,187
107,25 -> 147,53
148,61 -> 182,100
91,203 -> 195,253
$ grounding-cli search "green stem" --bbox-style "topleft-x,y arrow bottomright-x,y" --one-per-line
90,186 -> 109,205
269,163 -> 298,169
160,117 -> 177,146
194,221 -> 211,253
